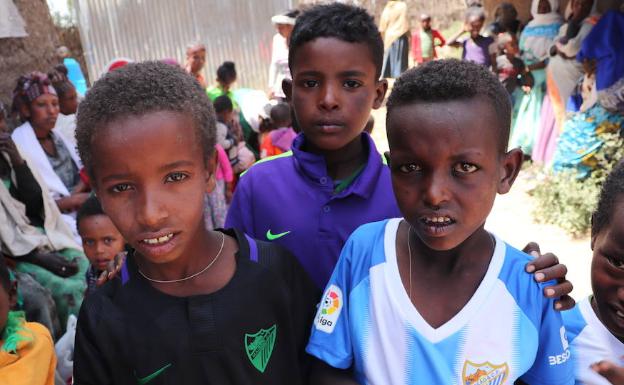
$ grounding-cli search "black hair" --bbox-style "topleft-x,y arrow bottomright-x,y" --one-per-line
76,194 -> 106,231
386,59 -> 512,152
76,61 -> 216,177
270,102 -> 291,127
285,9 -> 300,18
288,3 -> 384,78
49,64 -> 75,99
213,95 -> 233,114
0,257 -> 10,293
592,161 -> 624,237
216,61 -> 237,84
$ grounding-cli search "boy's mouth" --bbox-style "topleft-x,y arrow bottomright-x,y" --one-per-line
420,215 -> 455,226
315,121 -> 344,133
140,233 -> 174,245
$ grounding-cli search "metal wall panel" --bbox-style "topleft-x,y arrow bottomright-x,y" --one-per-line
75,0 -> 295,90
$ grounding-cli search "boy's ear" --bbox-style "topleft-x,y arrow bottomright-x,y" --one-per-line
373,79 -> 389,109
282,78 -> 293,102
497,148 -> 523,194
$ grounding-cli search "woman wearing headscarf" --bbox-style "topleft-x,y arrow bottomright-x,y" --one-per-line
509,0 -> 563,157
11,73 -> 88,242
552,9 -> 624,176
547,0 -> 600,128
268,10 -> 298,100
379,0 -> 410,78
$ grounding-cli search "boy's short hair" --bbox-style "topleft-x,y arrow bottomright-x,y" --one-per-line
592,161 -> 624,237
213,95 -> 233,114
49,65 -> 75,99
386,59 -> 511,152
76,61 -> 216,176
76,195 -> 105,230
270,102 -> 291,127
216,61 -> 236,84
288,3 -> 383,78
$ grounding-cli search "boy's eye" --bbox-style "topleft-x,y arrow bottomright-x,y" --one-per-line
84,240 -> 94,246
606,255 -> 624,269
111,183 -> 132,193
454,163 -> 479,174
344,80 -> 362,89
165,172 -> 188,183
302,80 -> 319,88
398,164 -> 422,174
104,237 -> 113,245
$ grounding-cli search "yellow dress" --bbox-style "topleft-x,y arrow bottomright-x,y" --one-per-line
0,322 -> 56,385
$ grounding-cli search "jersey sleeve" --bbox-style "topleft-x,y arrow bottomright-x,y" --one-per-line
519,284 -> 575,385
224,173 -> 253,233
305,236 -> 356,370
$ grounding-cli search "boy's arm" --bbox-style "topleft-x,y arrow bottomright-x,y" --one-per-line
446,25 -> 467,47
433,30 -> 446,46
310,358 -> 360,385
74,300 -> 114,385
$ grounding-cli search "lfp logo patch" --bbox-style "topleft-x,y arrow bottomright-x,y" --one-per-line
314,285 -> 343,333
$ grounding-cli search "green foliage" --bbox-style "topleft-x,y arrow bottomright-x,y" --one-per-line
531,129 -> 624,236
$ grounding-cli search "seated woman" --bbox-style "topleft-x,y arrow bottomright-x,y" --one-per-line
0,99 -> 87,331
11,72 -> 88,241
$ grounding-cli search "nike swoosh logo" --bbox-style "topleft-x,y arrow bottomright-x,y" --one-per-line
136,363 -> 172,385
266,229 -> 291,241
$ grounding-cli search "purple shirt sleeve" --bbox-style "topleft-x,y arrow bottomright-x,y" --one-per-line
224,174 -> 253,233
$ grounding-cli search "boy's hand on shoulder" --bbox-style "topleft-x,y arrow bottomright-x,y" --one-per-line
592,361 -> 624,384
523,242 -> 575,311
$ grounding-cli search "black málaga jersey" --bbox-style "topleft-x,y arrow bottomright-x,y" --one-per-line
74,229 -> 320,385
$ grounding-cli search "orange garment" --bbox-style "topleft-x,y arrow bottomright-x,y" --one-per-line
260,133 -> 285,158
0,322 -> 56,385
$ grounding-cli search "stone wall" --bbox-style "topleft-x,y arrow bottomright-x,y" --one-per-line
0,0 -> 60,119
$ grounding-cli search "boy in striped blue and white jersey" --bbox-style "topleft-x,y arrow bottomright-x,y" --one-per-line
307,60 -> 574,385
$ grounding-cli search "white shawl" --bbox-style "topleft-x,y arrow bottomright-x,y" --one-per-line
11,121 -> 82,200
0,151 -> 80,257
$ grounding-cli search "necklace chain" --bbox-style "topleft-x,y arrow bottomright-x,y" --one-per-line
138,232 -> 225,284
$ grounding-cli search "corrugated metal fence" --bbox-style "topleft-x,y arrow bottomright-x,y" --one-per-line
75,0 -> 295,90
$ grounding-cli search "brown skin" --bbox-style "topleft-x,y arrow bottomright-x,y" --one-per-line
59,87 -> 78,115
283,37 -> 387,180
17,251 -> 79,278
90,111 -> 238,297
571,0 -> 594,22
421,18 -> 432,31
387,99 -> 523,326
591,360 -> 624,384
78,214 -> 125,271
186,45 -> 206,75
275,23 -> 294,42
0,280 -> 18,335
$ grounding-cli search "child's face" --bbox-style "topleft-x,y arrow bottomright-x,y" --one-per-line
421,18 -> 432,30
60,88 -> 79,116
591,198 -> 624,342
91,111 -> 213,266
186,47 -> 206,74
537,0 -> 552,14
504,40 -> 520,56
217,109 -> 234,124
79,214 -> 125,271
387,98 -> 521,251
26,94 -> 59,132
287,38 -> 387,152
467,17 -> 484,38
0,282 -> 17,334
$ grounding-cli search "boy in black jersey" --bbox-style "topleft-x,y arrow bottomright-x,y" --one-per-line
73,62 -> 318,385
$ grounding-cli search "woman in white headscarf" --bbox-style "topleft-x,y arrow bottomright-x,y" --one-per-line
379,0 -> 410,78
509,0 -> 563,156
268,10 -> 298,100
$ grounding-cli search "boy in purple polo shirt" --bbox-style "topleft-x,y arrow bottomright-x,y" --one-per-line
225,3 -> 573,305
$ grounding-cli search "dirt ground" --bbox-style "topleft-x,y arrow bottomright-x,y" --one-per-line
370,106 -> 592,300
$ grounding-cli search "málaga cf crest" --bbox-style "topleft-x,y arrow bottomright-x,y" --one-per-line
462,360 -> 509,385
245,324 -> 277,373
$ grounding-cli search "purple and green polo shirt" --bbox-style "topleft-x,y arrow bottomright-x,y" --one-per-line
225,133 -> 401,288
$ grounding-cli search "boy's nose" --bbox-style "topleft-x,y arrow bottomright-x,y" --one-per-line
423,173 -> 450,208
136,191 -> 168,230
319,85 -> 339,111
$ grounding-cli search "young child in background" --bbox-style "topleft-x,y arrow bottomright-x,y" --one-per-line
49,64 -> 79,147
205,143 -> 234,229
496,32 -> 528,96
411,14 -> 446,65
76,195 -> 125,296
563,162 -> 624,385
226,3 -> 569,299
307,59 -> 574,385
207,61 -> 238,105
260,102 -> 296,158
448,7 -> 497,69
213,95 -> 241,169
73,62 -> 318,384
0,257 -> 56,385
185,42 -> 207,88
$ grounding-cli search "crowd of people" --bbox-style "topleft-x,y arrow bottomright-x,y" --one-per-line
0,1 -> 622,384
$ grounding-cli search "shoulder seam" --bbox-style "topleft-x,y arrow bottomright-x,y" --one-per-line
240,150 -> 293,177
